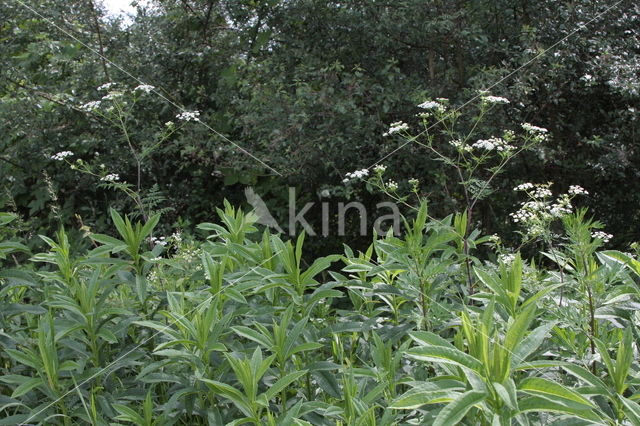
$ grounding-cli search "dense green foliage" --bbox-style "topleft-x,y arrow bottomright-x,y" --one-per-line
1,0 -> 639,251
1,204 -> 640,424
2,0 -> 640,424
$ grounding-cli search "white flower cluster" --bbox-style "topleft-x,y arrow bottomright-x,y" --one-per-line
373,164 -> 387,174
532,187 -> 552,198
548,194 -> 572,216
408,178 -> 419,187
100,173 -> 120,182
134,84 -> 155,93
521,123 -> 548,134
149,236 -> 167,246
450,139 -> 473,152
417,100 -> 446,112
568,185 -> 588,195
97,82 -> 117,91
343,168 -> 369,183
50,151 -> 73,161
520,123 -> 549,142
386,180 -> 398,191
591,231 -> 613,243
176,110 -> 200,121
513,182 -> 534,191
102,92 -> 124,100
482,95 -> 510,104
383,121 -> 409,136
80,101 -> 101,111
472,137 -> 515,152
509,182 -> 590,237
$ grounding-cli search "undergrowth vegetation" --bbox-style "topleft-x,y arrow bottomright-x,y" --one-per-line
1,201 -> 640,425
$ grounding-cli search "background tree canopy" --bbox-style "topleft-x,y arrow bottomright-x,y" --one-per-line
1,0 -> 639,253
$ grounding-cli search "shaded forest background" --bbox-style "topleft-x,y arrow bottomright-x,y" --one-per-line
1,0 -> 639,254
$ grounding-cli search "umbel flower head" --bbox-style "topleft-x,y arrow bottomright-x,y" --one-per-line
383,121 -> 409,136
343,168 -> 370,183
176,110 -> 201,122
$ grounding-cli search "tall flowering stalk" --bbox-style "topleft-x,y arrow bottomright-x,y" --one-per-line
54,83 -> 195,220
364,93 -> 548,294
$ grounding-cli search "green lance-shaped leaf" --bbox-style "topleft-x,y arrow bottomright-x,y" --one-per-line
519,377 -> 595,408
433,390 -> 486,426
406,345 -> 483,373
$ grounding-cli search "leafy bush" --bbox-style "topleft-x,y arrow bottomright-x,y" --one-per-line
1,201 -> 639,425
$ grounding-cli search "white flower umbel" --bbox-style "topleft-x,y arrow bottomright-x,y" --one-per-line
385,180 -> 398,191
176,110 -> 201,122
373,164 -> 387,174
97,82 -> 117,91
102,92 -> 124,100
521,123 -> 548,134
149,236 -> 167,246
100,173 -> 120,182
50,151 -> 73,161
568,185 -> 588,195
382,121 -> 409,137
344,169 -> 370,181
134,84 -> 155,93
472,137 -> 515,152
80,101 -> 101,111
450,139 -> 473,152
417,100 -> 445,112
481,95 -> 510,104
514,183 -> 534,191
591,231 -> 613,243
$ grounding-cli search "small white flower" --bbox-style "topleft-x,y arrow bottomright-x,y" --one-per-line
320,189 -> 331,198
345,168 -> 370,180
134,84 -> 155,93
482,95 -> 510,104
97,82 -> 117,91
591,231 -> 612,243
408,178 -> 419,187
472,137 -> 513,151
149,236 -> 168,246
385,180 -> 398,191
382,121 -> 409,136
568,185 -> 588,195
514,183 -> 534,191
176,110 -> 201,121
521,123 -> 548,134
50,151 -> 74,161
417,100 -> 445,112
165,121 -> 174,127
450,139 -> 473,152
373,164 -> 387,174
532,187 -> 553,198
80,101 -> 101,111
100,173 -> 120,182
102,91 -> 124,100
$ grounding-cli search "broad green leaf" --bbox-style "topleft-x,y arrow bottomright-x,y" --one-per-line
519,377 -> 595,408
407,345 -> 483,372
433,390 -> 486,426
